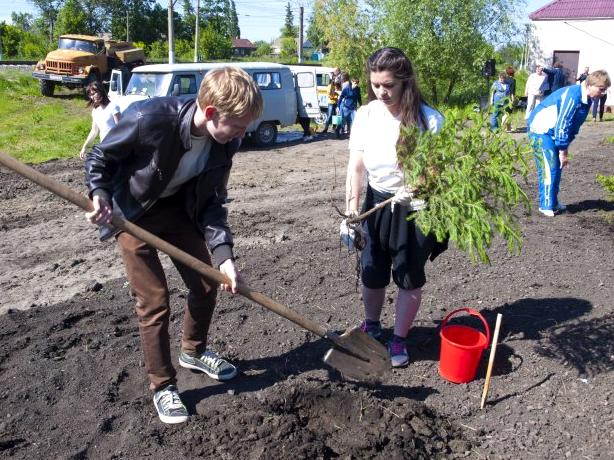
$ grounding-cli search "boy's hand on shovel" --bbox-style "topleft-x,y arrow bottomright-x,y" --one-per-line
219,258 -> 241,294
85,195 -> 112,226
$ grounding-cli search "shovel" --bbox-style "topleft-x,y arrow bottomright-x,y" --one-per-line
0,151 -> 390,382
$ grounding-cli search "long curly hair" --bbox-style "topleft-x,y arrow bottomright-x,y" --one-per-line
366,47 -> 427,130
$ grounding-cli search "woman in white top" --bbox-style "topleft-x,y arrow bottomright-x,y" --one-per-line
344,47 -> 445,367
79,81 -> 121,159
524,64 -> 548,119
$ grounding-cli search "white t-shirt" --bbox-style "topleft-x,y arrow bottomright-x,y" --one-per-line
160,134 -> 212,197
92,103 -> 121,140
348,99 -> 444,193
525,72 -> 548,96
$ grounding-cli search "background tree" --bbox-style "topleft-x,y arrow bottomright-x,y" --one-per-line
11,13 -> 34,32
54,0 -> 89,37
199,23 -> 232,60
253,40 -> 272,57
28,0 -> 62,41
280,2 -> 297,38
313,0 -> 376,83
227,0 -> 240,39
306,12 -> 323,51
370,0 -> 520,105
280,36 -> 297,61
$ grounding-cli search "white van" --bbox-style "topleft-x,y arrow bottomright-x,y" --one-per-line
287,65 -> 324,124
109,62 -> 297,146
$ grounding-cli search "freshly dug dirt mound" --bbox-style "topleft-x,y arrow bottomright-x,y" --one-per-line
1,124 -> 613,458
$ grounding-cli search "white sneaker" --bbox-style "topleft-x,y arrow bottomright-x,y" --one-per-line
538,208 -> 555,217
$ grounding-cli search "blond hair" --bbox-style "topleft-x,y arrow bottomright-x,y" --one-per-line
587,70 -> 611,88
198,66 -> 263,119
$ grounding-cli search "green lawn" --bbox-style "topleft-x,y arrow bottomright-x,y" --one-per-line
0,69 -> 91,164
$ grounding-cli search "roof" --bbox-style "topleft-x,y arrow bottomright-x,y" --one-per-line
529,0 -> 614,20
133,62 -> 289,73
59,34 -> 102,42
232,38 -> 255,49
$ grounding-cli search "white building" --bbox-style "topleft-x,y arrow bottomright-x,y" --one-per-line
528,0 -> 614,109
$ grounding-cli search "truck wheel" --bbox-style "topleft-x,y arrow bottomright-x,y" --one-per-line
254,122 -> 278,147
40,80 -> 55,97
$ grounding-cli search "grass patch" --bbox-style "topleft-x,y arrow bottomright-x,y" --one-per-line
0,69 -> 91,164
602,135 -> 614,145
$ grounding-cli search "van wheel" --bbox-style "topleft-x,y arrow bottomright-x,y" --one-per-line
40,80 -> 55,97
254,122 -> 278,147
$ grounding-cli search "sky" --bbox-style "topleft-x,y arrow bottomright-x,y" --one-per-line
0,0 -> 551,43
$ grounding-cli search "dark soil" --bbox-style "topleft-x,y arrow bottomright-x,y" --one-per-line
1,123 -> 613,459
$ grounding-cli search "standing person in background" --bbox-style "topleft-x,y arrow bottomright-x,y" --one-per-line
336,72 -> 359,138
543,61 -> 567,96
343,47 -> 445,367
525,64 -> 548,120
501,66 -> 517,132
527,70 -> 611,217
489,72 -> 511,130
577,66 -> 590,86
350,77 -> 362,125
320,75 -> 340,134
79,81 -> 121,160
84,66 -> 263,424
591,86 -> 608,122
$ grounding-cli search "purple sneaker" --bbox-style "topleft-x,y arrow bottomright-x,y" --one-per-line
388,340 -> 409,367
360,321 -> 382,340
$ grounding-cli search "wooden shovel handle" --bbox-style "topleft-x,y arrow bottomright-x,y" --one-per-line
0,151 -> 331,340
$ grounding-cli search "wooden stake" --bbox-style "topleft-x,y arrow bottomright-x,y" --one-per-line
480,313 -> 503,409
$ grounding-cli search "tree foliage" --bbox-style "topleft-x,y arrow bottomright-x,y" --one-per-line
199,24 -> 232,60
281,2 -> 297,38
397,108 -> 531,263
370,0 -> 521,105
312,0 -> 376,82
54,0 -> 89,37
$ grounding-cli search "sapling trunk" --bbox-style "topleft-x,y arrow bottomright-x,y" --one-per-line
397,108 -> 531,263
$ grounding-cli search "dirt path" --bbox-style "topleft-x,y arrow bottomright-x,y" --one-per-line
1,124 -> 613,458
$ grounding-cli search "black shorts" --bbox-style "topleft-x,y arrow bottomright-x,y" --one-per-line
360,186 -> 447,290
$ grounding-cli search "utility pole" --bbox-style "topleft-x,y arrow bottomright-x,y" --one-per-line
168,0 -> 175,64
194,0 -> 200,62
126,9 -> 130,42
298,6 -> 304,63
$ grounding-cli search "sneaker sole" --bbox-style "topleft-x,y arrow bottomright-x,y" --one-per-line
391,358 -> 409,368
179,359 -> 238,381
152,398 -> 188,424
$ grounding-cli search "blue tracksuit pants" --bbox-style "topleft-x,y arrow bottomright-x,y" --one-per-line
529,133 -> 562,210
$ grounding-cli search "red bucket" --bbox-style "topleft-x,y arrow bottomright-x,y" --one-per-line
439,308 -> 491,383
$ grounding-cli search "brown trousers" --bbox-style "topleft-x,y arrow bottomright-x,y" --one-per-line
116,199 -> 217,391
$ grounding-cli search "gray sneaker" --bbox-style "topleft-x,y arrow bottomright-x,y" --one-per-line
153,385 -> 188,424
179,350 -> 238,381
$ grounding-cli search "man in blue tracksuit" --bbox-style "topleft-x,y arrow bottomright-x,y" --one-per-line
527,70 -> 611,216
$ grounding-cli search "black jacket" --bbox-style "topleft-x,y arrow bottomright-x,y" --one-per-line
85,97 -> 239,266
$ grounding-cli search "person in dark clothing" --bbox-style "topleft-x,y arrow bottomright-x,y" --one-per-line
577,66 -> 590,84
336,72 -> 360,138
591,92 -> 608,122
543,62 -> 567,95
502,66 -> 517,132
84,66 -> 263,424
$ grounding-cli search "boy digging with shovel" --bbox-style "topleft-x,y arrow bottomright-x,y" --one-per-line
84,66 -> 263,424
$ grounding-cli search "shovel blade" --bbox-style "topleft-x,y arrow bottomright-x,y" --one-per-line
323,327 -> 390,382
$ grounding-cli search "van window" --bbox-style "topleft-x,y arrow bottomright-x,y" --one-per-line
295,72 -> 315,88
317,73 -> 330,87
254,72 -> 282,90
172,75 -> 197,95
125,73 -> 172,97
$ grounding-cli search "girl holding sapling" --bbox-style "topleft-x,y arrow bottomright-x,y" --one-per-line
342,47 -> 445,367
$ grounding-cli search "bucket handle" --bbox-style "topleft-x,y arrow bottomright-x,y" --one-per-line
441,308 -> 491,349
